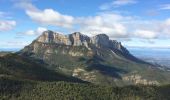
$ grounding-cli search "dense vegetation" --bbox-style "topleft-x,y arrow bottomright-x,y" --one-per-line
0,54 -> 85,83
0,77 -> 170,100
0,53 -> 170,100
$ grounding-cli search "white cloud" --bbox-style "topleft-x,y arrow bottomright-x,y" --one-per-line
159,18 -> 170,37
133,30 -> 157,39
0,20 -> 16,31
24,8 -> 170,40
14,0 -> 38,11
77,13 -> 128,38
36,27 -> 47,34
100,0 -> 137,10
17,0 -> 128,38
77,13 -> 170,40
24,27 -> 47,35
128,18 -> 170,39
112,0 -> 137,6
26,9 -> 74,28
160,4 -> 170,10
15,0 -> 170,41
15,0 -> 74,28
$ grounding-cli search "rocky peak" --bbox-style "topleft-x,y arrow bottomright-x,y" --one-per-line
69,32 -> 90,46
37,30 -> 71,45
109,40 -> 122,50
91,34 -> 110,48
94,34 -> 109,39
34,30 -> 128,53
37,30 -> 56,43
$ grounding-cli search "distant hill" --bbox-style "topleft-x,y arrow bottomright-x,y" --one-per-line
129,48 -> 170,69
0,52 -> 11,57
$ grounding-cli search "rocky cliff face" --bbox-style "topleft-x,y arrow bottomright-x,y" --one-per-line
37,30 -> 71,45
35,30 -> 128,54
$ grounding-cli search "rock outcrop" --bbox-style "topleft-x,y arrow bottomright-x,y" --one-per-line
123,74 -> 159,85
91,34 -> 110,48
35,30 -> 128,54
37,30 -> 71,45
72,68 -> 97,82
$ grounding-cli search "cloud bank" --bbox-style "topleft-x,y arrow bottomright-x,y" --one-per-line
0,20 -> 16,31
24,27 -> 47,35
15,0 -> 170,41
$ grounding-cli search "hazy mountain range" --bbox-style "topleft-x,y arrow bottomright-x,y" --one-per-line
129,48 -> 170,68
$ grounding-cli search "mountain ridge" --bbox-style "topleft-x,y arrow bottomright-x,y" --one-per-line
36,30 -> 126,51
18,30 -> 170,85
28,30 -> 149,64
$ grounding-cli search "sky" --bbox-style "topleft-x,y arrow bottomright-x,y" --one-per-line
0,0 -> 170,49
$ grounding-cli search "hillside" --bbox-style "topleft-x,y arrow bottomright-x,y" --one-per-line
0,53 -> 86,83
18,30 -> 170,85
1,77 -> 170,100
1,52 -> 169,100
0,52 -> 11,57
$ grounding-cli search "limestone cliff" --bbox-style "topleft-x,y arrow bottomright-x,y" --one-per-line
34,30 -> 128,54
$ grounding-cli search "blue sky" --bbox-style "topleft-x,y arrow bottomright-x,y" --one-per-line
0,0 -> 170,49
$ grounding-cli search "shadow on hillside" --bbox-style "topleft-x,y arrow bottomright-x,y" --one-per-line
85,56 -> 127,79
112,49 -> 151,65
0,77 -> 35,96
0,54 -> 87,83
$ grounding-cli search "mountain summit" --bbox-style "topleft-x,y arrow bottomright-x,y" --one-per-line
19,30 -> 170,86
36,30 -> 127,52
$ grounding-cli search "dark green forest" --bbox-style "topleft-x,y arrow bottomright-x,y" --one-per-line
0,53 -> 170,100
0,77 -> 170,100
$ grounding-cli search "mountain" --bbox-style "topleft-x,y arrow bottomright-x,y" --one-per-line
18,30 -> 170,86
1,30 -> 170,100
